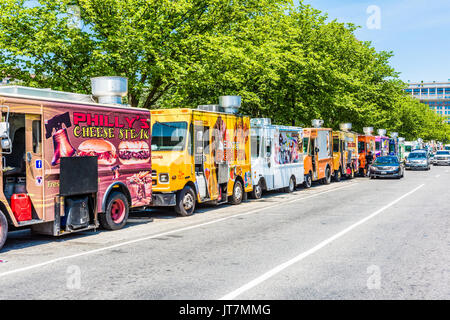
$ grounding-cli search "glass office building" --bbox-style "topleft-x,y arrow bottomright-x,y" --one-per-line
405,81 -> 450,124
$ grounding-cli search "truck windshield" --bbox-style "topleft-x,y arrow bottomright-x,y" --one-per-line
408,152 -> 426,159
152,121 -> 188,151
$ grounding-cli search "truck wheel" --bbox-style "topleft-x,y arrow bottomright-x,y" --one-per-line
334,169 -> 341,182
100,191 -> 129,230
251,180 -> 263,199
285,176 -> 295,193
0,211 -> 8,251
230,180 -> 243,205
175,186 -> 196,217
323,166 -> 332,185
303,173 -> 312,188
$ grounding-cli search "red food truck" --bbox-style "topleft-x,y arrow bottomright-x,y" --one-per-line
0,77 -> 152,251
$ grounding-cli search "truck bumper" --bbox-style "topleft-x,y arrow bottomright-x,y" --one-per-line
152,193 -> 177,207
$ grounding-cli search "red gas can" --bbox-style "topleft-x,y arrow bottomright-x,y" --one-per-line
11,194 -> 32,222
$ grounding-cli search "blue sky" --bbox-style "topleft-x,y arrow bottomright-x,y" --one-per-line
301,0 -> 450,83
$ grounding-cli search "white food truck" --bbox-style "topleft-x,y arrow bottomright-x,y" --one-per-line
250,118 -> 304,198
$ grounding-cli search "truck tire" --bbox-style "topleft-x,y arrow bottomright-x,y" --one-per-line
304,173 -> 312,188
175,186 -> 196,216
323,166 -> 332,185
285,176 -> 296,193
251,180 -> 263,199
0,211 -> 8,251
99,191 -> 129,230
229,180 -> 243,205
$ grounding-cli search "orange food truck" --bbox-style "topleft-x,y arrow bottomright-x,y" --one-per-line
302,120 -> 333,187
0,77 -> 152,251
332,123 -> 359,181
358,127 -> 376,176
150,96 -> 251,216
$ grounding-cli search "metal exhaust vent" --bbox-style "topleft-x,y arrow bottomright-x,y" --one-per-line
312,119 -> 324,128
363,127 -> 374,135
91,76 -> 128,105
219,96 -> 241,114
377,129 -> 387,136
390,132 -> 399,138
339,123 -> 352,131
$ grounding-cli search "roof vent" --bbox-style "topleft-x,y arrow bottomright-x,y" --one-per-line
91,76 -> 128,105
219,96 -> 241,114
390,132 -> 399,138
339,123 -> 352,131
250,118 -> 272,126
312,119 -> 324,128
398,137 -> 405,142
198,104 -> 221,112
363,127 -> 374,135
377,129 -> 387,136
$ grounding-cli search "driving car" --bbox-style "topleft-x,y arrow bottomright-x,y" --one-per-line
433,150 -> 450,166
369,156 -> 404,179
405,151 -> 430,170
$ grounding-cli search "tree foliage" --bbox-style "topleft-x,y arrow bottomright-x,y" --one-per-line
1,0 -> 448,141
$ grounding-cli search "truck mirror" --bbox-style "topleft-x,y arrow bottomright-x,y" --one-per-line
315,147 -> 320,153
1,138 -> 11,150
0,122 -> 10,139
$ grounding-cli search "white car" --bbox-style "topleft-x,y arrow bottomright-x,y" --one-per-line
433,150 -> 450,166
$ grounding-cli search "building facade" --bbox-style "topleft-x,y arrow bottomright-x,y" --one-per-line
405,81 -> 450,124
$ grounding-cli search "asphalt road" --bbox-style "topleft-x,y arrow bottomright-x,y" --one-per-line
0,166 -> 449,300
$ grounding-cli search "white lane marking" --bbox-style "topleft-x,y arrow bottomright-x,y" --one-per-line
435,174 -> 441,178
219,183 -> 425,300
0,183 -> 358,279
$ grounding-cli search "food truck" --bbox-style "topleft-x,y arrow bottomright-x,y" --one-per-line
302,120 -> 333,187
0,77 -> 152,251
150,96 -> 251,216
389,132 -> 399,156
250,118 -> 304,198
375,129 -> 390,157
357,127 -> 376,176
332,123 -> 359,181
398,137 -> 406,162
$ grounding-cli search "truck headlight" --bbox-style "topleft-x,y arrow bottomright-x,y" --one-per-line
159,173 -> 169,183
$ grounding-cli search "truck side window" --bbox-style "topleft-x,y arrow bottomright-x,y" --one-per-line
32,120 -> 42,154
303,137 -> 309,154
333,138 -> 340,152
251,135 -> 260,158
188,124 -> 194,155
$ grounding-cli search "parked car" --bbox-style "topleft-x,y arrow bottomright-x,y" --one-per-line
405,151 -> 430,170
433,150 -> 450,166
369,156 -> 404,179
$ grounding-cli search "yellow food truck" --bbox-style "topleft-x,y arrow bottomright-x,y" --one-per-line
150,96 -> 252,216
332,123 -> 359,181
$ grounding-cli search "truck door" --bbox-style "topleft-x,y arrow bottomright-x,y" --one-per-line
310,137 -> 318,180
194,123 -> 210,200
263,134 -> 274,190
25,114 -> 45,220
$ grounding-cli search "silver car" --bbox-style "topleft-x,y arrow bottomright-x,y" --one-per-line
405,151 -> 430,170
433,150 -> 450,166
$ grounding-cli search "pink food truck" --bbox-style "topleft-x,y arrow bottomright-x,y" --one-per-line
0,77 -> 152,251
375,129 -> 390,157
